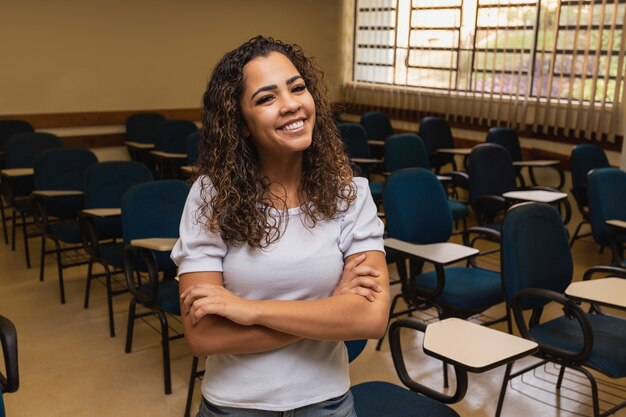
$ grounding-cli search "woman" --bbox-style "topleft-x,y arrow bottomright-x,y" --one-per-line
172,35 -> 389,417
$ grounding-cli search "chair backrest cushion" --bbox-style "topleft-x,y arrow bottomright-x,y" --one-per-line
384,168 -> 452,244
383,133 -> 430,172
0,120 -> 34,150
4,132 -> 63,169
486,127 -> 523,162
501,203 -> 573,308
468,143 -> 517,209
34,148 -> 98,191
186,131 -> 201,165
154,120 -> 198,153
125,112 -> 166,143
337,123 -> 371,159
84,161 -> 153,209
360,111 -> 394,141
587,167 -> 626,245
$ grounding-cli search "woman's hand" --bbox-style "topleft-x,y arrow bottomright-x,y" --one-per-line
180,283 -> 257,326
332,253 -> 382,302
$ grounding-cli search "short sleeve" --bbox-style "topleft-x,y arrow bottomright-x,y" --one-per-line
170,176 -> 227,274
338,177 -> 385,258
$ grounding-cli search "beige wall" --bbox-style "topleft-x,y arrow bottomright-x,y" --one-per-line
0,0 -> 344,115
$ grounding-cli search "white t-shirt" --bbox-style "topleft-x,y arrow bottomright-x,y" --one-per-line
171,176 -> 385,411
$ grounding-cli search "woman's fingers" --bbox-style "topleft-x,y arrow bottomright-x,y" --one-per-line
343,253 -> 367,272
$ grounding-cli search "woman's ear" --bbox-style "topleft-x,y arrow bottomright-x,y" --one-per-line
242,125 -> 250,138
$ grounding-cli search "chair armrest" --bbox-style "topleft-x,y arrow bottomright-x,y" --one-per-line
583,265 -> 626,281
511,287 -> 593,362
389,318 -> 468,405
78,214 -> 100,259
0,315 -> 19,393
462,226 -> 501,246
123,245 -> 159,305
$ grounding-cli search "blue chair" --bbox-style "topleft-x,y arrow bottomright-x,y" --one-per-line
418,117 -> 457,173
486,127 -> 565,190
337,123 -> 383,201
185,131 -> 201,166
0,315 -> 18,417
1,132 -> 63,266
80,161 -> 153,337
587,167 -> 626,268
496,202 -> 626,417
124,112 -> 166,163
0,120 -> 35,244
360,111 -> 394,159
31,148 -> 98,303
382,169 -> 504,364
122,180 -> 190,394
467,143 -> 571,237
151,120 -> 198,179
569,144 -> 610,248
350,319 -> 465,417
383,133 -> 469,231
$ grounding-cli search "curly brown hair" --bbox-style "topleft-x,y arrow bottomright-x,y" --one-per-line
196,35 -> 356,249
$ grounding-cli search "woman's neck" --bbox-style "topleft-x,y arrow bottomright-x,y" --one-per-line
259,154 -> 304,209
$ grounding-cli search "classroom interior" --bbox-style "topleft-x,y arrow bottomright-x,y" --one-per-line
1,1 -> 626,416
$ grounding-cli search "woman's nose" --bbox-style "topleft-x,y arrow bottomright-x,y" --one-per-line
280,94 -> 301,114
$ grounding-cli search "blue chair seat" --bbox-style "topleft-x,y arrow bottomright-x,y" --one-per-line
369,182 -> 383,201
415,267 -> 503,311
530,313 -> 626,378
138,279 -> 181,315
447,200 -> 468,221
353,381 -> 460,417
48,221 -> 82,243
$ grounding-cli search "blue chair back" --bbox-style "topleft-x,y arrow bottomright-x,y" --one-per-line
34,148 -> 98,191
154,120 -> 198,154
84,161 -> 153,209
186,131 -> 201,165
570,144 -> 609,209
501,203 -> 573,309
337,123 -> 371,159
360,111 -> 394,141
384,168 -> 452,244
418,117 -> 455,171
383,133 -> 430,172
125,112 -> 166,143
587,167 -> 626,245
468,143 -> 516,212
4,132 -> 63,169
486,128 -> 523,162
122,180 -> 190,270
0,120 -> 34,150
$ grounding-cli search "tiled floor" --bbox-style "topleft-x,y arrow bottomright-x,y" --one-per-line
1,180 -> 625,417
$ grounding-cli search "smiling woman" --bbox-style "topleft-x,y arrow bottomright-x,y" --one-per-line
170,36 -> 389,417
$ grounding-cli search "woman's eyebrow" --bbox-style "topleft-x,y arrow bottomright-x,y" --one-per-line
250,75 -> 303,102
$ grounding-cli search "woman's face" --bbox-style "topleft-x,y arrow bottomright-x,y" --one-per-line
240,51 -> 316,161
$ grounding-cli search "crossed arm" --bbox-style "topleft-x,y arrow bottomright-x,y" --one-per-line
179,250 -> 390,357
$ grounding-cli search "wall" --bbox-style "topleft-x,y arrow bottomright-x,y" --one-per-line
0,0 -> 344,115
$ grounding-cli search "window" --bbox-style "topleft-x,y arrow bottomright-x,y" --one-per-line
353,0 -> 626,104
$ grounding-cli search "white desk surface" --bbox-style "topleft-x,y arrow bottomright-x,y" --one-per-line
82,208 -> 121,217
351,157 -> 383,164
437,148 -> 472,156
180,165 -> 196,174
513,160 -> 560,167
607,219 -> 626,230
130,237 -> 177,251
503,190 -> 567,203
565,278 -> 626,310
423,318 -> 538,373
384,238 -> 479,265
437,175 -> 452,182
32,190 -> 83,197
368,140 -> 385,146
124,141 -> 155,149
150,150 -> 187,159
1,168 -> 34,177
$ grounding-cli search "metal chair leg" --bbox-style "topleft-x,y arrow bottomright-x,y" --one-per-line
104,265 -> 116,337
125,299 -> 136,353
55,241 -> 65,304
556,365 -> 566,389
495,362 -> 513,417
21,211 -> 31,268
39,236 -> 46,281
84,260 -> 93,309
157,310 -> 172,394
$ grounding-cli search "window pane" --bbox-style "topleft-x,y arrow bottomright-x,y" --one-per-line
408,49 -> 457,68
474,51 -> 532,72
356,29 -> 396,46
407,68 -> 455,89
475,29 -> 535,49
355,47 -> 396,65
410,30 -> 459,48
412,9 -> 461,28
413,0 -> 461,7
354,65 -> 395,83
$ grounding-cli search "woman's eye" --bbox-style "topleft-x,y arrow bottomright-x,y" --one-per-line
292,84 -> 306,93
255,95 -> 274,105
